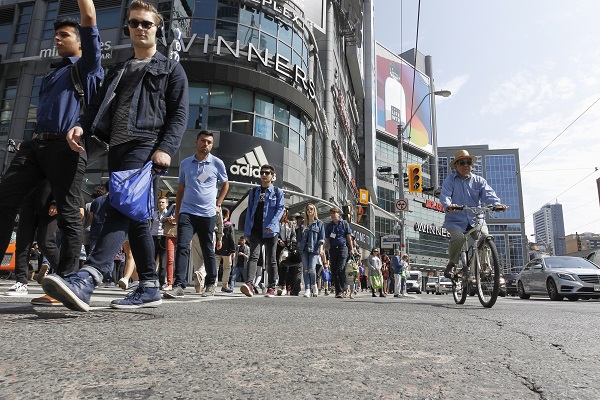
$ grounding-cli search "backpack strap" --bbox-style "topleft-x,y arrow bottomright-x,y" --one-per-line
70,60 -> 86,114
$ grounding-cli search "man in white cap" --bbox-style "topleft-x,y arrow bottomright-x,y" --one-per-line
439,150 -> 507,278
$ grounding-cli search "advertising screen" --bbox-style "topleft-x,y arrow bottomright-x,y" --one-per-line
375,43 -> 433,155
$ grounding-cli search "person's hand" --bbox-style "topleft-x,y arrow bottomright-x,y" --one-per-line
265,228 -> 273,234
447,204 -> 460,212
151,149 -> 171,174
66,126 -> 85,152
216,239 -> 222,250
48,204 -> 57,216
494,204 -> 508,211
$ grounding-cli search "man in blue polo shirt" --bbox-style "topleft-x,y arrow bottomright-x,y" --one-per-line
165,130 -> 229,299
0,0 -> 103,306
325,206 -> 355,298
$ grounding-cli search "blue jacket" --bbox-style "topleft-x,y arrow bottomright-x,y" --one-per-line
79,51 -> 189,157
299,219 -> 325,254
244,185 -> 285,238
392,255 -> 405,274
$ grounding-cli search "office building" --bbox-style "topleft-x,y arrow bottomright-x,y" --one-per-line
533,203 -> 567,256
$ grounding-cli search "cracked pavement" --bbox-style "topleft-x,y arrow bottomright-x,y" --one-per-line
1,282 -> 599,399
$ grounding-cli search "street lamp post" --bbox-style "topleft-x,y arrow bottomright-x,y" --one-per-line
397,90 -> 451,252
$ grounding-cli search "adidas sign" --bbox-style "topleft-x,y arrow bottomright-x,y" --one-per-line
230,146 -> 270,178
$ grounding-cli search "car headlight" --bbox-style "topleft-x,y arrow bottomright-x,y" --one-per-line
556,273 -> 576,281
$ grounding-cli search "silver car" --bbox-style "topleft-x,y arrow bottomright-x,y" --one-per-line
517,256 -> 600,301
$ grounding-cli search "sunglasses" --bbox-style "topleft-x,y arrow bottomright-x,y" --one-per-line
457,160 -> 473,166
260,170 -> 272,175
127,19 -> 157,30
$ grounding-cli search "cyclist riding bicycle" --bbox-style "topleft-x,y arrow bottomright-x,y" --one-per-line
440,150 -> 507,279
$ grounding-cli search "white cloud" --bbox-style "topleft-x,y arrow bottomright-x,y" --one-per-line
436,74 -> 469,100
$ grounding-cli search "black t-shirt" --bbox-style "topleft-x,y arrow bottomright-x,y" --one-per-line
251,187 -> 267,236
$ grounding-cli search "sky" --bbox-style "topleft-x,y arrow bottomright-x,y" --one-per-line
373,0 -> 600,238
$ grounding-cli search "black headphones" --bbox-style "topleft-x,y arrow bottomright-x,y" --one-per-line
123,19 -> 164,38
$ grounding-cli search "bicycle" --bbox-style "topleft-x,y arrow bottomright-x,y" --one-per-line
449,205 -> 506,308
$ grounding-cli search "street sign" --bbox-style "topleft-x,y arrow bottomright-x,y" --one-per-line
359,189 -> 369,205
395,199 -> 408,211
381,235 -> 401,249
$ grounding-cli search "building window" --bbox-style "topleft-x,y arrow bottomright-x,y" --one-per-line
42,1 -> 59,39
24,75 -> 44,141
14,3 -> 33,44
0,79 -> 19,141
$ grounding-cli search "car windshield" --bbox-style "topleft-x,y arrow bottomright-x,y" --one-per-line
544,257 -> 600,270
427,277 -> 436,283
439,277 -> 452,283
408,274 -> 419,280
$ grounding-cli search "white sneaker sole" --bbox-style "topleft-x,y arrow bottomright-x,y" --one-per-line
110,299 -> 162,309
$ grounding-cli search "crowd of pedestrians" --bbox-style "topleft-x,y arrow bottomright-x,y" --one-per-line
1,0 -> 415,310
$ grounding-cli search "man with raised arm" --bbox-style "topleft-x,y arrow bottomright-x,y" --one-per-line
0,0 -> 103,305
42,0 -> 189,311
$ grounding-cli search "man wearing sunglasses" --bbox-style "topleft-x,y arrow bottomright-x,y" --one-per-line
440,150 -> 507,278
42,0 -> 189,311
241,165 -> 285,297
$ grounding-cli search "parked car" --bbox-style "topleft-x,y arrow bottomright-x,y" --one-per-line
468,275 -> 506,297
425,277 -> 437,294
517,256 -> 600,301
504,271 -> 520,296
435,276 -> 453,295
406,271 -> 422,294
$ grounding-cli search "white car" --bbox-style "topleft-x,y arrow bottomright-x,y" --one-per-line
425,277 -> 437,294
435,277 -> 453,295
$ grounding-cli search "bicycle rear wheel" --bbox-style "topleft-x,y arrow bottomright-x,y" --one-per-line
452,259 -> 468,304
476,238 -> 501,308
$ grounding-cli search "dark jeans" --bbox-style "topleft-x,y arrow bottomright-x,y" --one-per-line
329,246 -> 349,295
14,195 -> 59,284
229,263 -> 247,288
153,236 -> 167,285
85,141 -> 157,285
174,213 -> 216,288
277,263 -> 294,288
0,139 -> 85,276
247,234 -> 278,289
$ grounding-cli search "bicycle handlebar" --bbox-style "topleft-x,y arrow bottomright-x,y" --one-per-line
448,204 -> 508,213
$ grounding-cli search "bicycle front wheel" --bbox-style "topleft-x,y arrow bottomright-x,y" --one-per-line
452,259 -> 468,305
476,238 -> 501,308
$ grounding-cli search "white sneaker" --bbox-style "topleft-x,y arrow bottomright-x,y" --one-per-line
118,277 -> 129,290
5,282 -> 28,296
303,288 -> 311,298
312,285 -> 318,297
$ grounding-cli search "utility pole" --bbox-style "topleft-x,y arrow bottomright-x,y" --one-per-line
397,123 -> 405,251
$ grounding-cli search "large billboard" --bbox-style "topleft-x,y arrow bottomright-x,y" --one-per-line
375,43 -> 433,155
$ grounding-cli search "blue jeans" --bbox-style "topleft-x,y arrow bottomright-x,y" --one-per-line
301,251 -> 319,290
174,213 -> 216,288
229,263 -> 247,289
84,141 -> 158,286
329,246 -> 349,295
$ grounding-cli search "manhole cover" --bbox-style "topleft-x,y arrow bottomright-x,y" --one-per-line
0,304 -> 161,325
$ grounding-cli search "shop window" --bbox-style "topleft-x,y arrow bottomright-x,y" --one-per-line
188,106 -> 201,129
274,123 -> 288,147
278,43 -> 292,61
194,0 -> 217,18
216,20 -> 237,41
216,0 -> 238,22
273,100 -> 289,124
259,32 -> 276,55
255,94 -> 273,118
232,111 -> 253,135
239,4 -> 259,27
288,129 -> 300,154
193,18 -> 214,37
189,84 -> 209,105
233,87 -> 253,112
207,107 -> 230,131
260,12 -> 277,36
254,116 -> 272,140
279,23 -> 292,44
292,31 -> 302,55
299,137 -> 305,160
209,84 -> 232,108
238,26 -> 258,47
289,108 -> 300,131
292,51 -> 302,69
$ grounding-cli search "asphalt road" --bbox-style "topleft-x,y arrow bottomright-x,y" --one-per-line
1,281 -> 599,400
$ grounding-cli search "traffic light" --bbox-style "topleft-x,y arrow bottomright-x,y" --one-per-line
357,205 -> 368,223
407,164 -> 422,193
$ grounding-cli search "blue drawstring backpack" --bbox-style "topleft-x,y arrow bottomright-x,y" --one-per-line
109,161 -> 154,221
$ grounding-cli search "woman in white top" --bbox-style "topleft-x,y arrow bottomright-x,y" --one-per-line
367,248 -> 386,297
